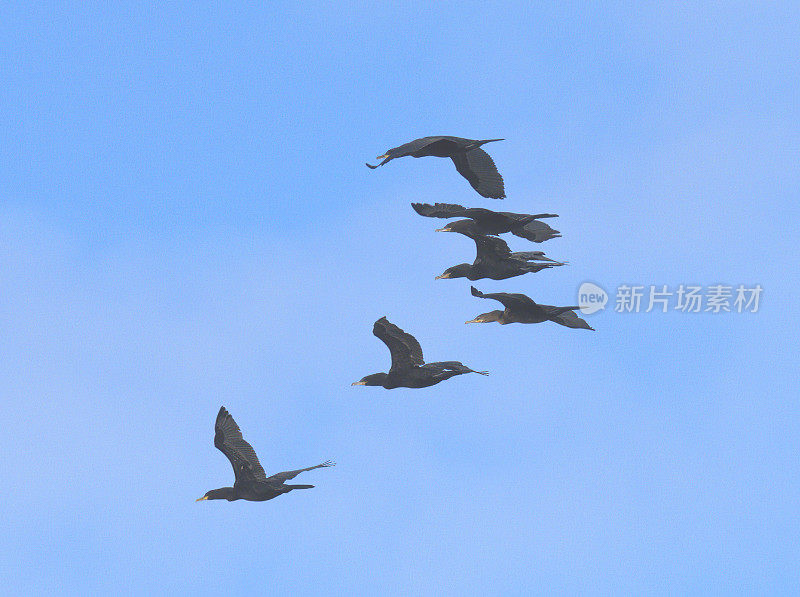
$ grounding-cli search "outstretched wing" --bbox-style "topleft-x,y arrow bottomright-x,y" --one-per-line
544,308 -> 595,330
510,250 -> 560,263
373,317 -> 425,373
450,148 -> 505,199
265,460 -> 335,485
467,231 -> 512,265
411,202 -> 468,219
499,211 -> 560,221
422,361 -> 489,375
514,219 -> 562,243
470,286 -> 538,310
214,407 -> 267,483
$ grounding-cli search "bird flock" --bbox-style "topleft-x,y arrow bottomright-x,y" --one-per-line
198,135 -> 593,503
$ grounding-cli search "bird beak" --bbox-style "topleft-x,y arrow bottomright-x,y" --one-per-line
435,274 -> 449,280
434,227 -> 450,232
351,381 -> 366,386
196,496 -> 208,502
465,319 -> 481,324
376,153 -> 389,159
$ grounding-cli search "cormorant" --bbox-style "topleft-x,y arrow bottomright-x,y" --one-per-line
435,225 -> 566,280
352,317 -> 488,389
412,202 -> 561,243
197,406 -> 334,502
467,286 -> 594,330
366,136 -> 505,199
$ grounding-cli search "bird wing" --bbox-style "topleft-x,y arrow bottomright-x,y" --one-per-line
214,407 -> 267,483
461,207 -> 505,222
510,250 -> 559,262
498,211 -> 559,221
514,220 -> 561,243
264,460 -> 335,484
411,202 -> 468,219
410,202 -> 502,223
421,361 -> 467,373
544,308 -> 595,330
450,148 -> 505,199
373,317 -> 424,372
422,361 -> 489,376
467,231 -> 512,265
470,285 -> 537,310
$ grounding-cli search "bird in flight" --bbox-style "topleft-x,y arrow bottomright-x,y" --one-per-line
435,223 -> 566,280
197,406 -> 334,502
467,286 -> 594,330
412,202 -> 561,243
352,317 -> 488,389
366,136 -> 506,199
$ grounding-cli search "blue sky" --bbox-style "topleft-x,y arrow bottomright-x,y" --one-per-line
2,2 -> 798,594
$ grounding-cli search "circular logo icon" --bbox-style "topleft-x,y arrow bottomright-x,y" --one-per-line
578,282 -> 608,315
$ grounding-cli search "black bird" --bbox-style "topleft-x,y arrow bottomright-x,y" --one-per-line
366,136 -> 506,199
467,286 -> 594,330
197,406 -> 334,502
412,202 -> 561,243
352,316 -> 488,389
435,225 -> 566,281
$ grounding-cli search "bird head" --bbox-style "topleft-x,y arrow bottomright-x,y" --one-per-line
375,147 -> 398,160
435,264 -> 471,280
435,219 -> 479,234
465,310 -> 504,324
351,373 -> 388,387
366,148 -> 398,169
196,487 -> 237,502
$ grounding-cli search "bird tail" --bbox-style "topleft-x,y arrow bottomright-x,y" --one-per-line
523,262 -> 558,273
286,484 -> 315,490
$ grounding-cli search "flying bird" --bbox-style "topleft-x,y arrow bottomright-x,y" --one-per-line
197,406 -> 334,502
352,316 -> 488,389
467,286 -> 594,330
435,226 -> 566,281
366,136 -> 506,199
412,202 -> 561,243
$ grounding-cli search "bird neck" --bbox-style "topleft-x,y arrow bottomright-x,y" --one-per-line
484,310 -> 506,323
450,264 -> 473,279
207,487 -> 238,501
364,372 -> 389,386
